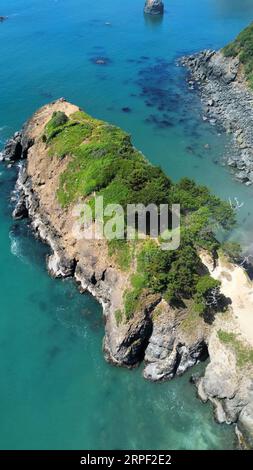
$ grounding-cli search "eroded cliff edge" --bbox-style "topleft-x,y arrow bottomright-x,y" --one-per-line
1,99 -> 253,447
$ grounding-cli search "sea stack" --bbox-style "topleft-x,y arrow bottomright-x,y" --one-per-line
144,0 -> 164,15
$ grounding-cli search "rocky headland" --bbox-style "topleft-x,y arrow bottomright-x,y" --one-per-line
144,0 -> 164,16
1,99 -> 253,447
181,23 -> 253,185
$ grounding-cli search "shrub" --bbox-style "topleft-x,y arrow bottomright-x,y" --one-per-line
193,275 -> 221,315
165,244 -> 200,303
108,239 -> 133,270
51,111 -> 69,128
137,241 -> 174,293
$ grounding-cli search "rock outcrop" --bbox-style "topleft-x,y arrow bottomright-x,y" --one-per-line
197,328 -> 253,449
181,50 -> 253,185
196,252 -> 253,448
144,0 -> 164,15
0,16 -> 7,23
2,99 -> 253,447
143,300 -> 209,381
0,131 -> 33,163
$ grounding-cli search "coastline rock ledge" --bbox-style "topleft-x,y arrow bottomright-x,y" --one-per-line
144,0 -> 164,15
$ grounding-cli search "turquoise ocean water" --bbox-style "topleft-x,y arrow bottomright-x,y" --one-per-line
1,0 -> 253,450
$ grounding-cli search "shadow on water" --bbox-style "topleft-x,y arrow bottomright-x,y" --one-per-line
143,13 -> 164,29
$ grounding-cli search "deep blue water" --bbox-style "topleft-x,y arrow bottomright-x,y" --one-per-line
1,0 -> 253,450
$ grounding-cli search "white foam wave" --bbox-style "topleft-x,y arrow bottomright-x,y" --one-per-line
9,232 -> 29,265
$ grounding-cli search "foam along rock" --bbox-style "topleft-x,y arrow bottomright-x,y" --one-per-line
144,1 -> 164,15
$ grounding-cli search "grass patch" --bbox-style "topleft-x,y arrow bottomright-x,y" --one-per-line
48,123 -> 93,158
181,305 -> 202,333
124,287 -> 143,321
218,330 -> 253,367
108,239 -> 133,271
115,309 -> 123,327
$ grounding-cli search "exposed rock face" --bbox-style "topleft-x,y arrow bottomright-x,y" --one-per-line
0,16 -> 7,23
144,0 -> 164,15
14,165 -> 154,367
143,301 -> 209,381
181,50 -> 253,185
197,329 -> 253,448
238,404 -> 253,448
0,131 -> 34,163
195,252 -> 253,447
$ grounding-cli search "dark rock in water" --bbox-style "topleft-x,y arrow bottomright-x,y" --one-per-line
90,56 -> 111,66
144,0 -> 164,15
12,194 -> 28,220
0,16 -> 7,23
190,373 -> 201,385
145,113 -> 173,129
122,107 -> 132,113
0,132 -> 34,162
1,133 -> 22,162
185,145 -> 197,155
47,252 -> 77,279
40,91 -> 54,100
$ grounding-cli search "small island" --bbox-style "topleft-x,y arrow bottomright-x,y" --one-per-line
2,99 -> 253,447
144,0 -> 164,15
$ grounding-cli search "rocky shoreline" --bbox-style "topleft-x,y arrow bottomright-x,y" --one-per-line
181,50 -> 253,185
1,99 -> 253,448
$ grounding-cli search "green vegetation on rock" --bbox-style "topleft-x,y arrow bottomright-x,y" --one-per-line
43,109 -> 236,321
220,241 -> 242,263
108,239 -> 133,271
45,110 -> 172,208
193,275 -> 221,315
115,309 -> 123,326
223,22 -> 253,89
218,330 -> 253,367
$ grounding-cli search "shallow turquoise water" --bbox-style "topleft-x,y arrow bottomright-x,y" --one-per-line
1,0 -> 253,450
